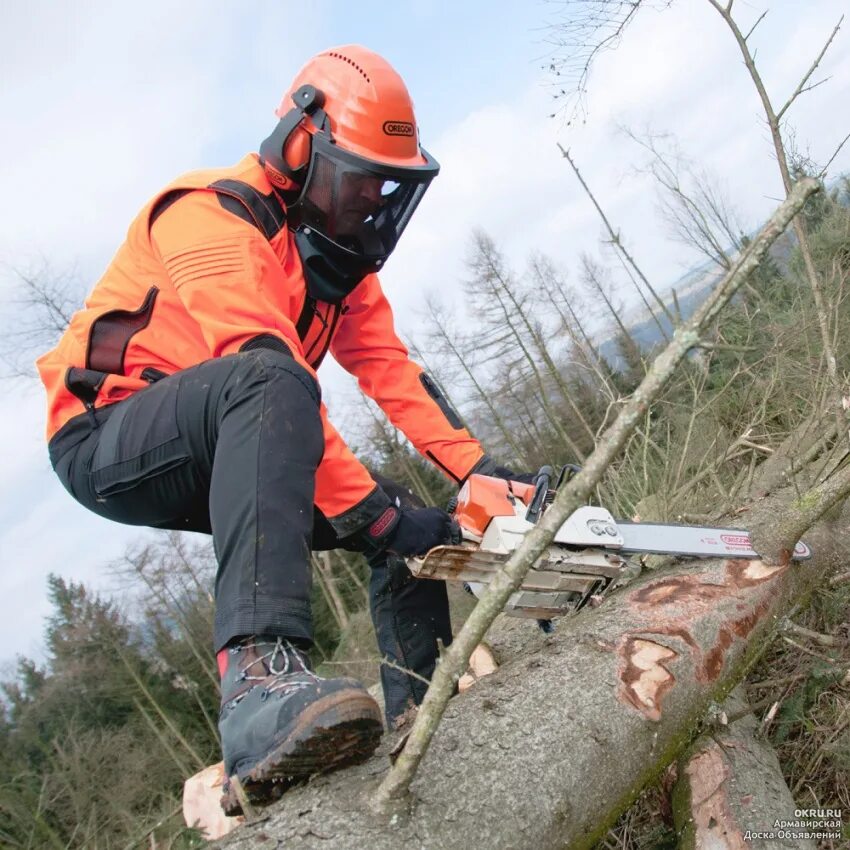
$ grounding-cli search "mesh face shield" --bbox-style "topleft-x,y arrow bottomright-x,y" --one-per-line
290,132 -> 439,273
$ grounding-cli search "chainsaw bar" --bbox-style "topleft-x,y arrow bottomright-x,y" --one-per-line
410,544 -> 616,619
615,520 -> 811,560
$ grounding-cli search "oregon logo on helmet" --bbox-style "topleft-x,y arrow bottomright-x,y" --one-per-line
383,120 -> 414,137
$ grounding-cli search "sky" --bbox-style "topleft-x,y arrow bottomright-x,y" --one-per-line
1,0 -> 849,671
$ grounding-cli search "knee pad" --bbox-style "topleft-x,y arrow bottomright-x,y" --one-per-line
236,340 -> 321,408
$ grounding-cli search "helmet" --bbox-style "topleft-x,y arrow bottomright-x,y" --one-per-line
260,46 -> 440,301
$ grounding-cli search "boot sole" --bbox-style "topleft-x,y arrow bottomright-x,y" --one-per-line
222,688 -> 383,814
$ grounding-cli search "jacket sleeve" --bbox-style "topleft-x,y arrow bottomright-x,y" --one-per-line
331,274 -> 485,484
150,189 -> 390,532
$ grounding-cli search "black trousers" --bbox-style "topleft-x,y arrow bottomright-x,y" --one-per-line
50,349 -> 452,723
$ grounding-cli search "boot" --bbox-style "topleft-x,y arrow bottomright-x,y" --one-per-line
218,636 -> 382,813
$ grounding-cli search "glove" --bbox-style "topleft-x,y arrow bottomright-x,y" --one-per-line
467,454 -> 537,485
488,465 -> 537,485
357,505 -> 460,557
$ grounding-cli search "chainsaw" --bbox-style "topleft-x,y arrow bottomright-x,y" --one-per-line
408,465 -> 811,619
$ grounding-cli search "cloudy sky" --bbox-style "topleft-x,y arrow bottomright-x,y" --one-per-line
1,0 -> 848,670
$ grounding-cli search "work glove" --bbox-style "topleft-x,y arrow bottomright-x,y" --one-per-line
488,465 -> 537,485
356,505 -> 461,557
467,454 -> 537,485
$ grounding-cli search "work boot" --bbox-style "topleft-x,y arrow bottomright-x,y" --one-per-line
218,636 -> 383,813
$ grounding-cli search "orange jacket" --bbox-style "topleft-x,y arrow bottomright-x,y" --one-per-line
37,154 -> 484,526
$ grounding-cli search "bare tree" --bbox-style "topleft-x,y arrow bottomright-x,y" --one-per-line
0,262 -> 84,379
541,0 -> 667,122
626,129 -> 746,271
558,144 -> 674,335
580,254 -> 645,378
420,294 -> 529,462
706,3 -> 847,442
467,231 -> 592,461
527,254 -> 628,419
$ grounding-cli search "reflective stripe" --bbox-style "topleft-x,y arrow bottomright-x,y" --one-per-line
295,295 -> 317,340
419,372 -> 464,430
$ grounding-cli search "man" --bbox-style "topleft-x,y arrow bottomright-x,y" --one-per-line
37,45 -> 529,807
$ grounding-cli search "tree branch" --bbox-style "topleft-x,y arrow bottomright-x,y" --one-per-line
558,144 -> 676,331
744,9 -> 767,42
820,130 -> 850,178
776,16 -> 843,121
370,178 -> 819,813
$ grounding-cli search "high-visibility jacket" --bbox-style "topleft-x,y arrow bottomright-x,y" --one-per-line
37,154 -> 484,529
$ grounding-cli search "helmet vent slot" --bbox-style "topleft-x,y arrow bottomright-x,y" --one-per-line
326,51 -> 371,83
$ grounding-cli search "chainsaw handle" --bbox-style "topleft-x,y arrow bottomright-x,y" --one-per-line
555,463 -> 582,489
525,465 -> 554,524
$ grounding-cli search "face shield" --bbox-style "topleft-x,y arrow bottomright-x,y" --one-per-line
290,132 -> 440,273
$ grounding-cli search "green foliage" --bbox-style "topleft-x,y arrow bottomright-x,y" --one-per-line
773,663 -> 844,745
0,559 -> 220,848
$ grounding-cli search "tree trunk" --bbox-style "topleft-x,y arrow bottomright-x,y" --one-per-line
215,486 -> 849,850
672,686 -> 815,850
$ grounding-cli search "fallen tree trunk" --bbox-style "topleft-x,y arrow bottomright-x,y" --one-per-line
216,492 -> 850,850
672,686 -> 815,850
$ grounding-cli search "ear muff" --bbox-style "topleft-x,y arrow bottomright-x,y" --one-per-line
260,84 -> 327,188
282,124 -> 312,174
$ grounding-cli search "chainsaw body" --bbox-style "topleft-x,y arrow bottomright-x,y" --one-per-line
409,474 -> 635,619
408,472 -> 811,619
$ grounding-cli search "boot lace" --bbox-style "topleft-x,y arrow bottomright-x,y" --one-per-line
235,637 -> 322,700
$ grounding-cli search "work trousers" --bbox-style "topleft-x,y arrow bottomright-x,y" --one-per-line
49,349 -> 452,723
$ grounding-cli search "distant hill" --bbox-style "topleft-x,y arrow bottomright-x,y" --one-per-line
598,175 -> 850,369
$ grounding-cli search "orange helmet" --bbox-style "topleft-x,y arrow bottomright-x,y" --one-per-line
259,46 -> 440,302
